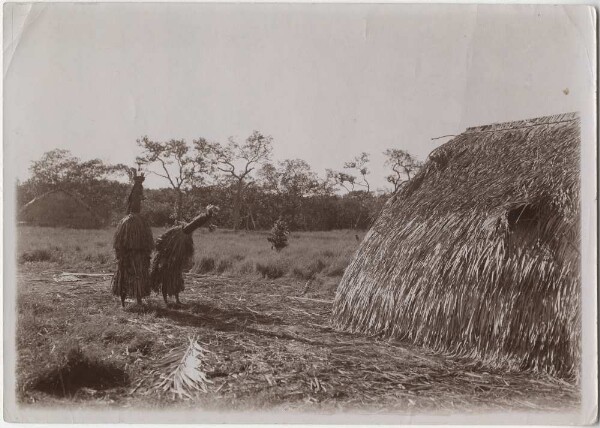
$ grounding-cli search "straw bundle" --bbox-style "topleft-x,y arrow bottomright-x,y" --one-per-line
111,172 -> 154,306
332,113 -> 581,380
151,205 -> 219,305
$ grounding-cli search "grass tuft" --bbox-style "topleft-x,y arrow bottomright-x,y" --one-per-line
216,258 -> 233,275
256,259 -> 288,279
292,258 -> 327,280
194,256 -> 216,274
19,248 -> 61,264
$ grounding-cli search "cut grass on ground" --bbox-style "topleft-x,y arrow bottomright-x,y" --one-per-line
14,226 -> 579,412
16,270 -> 579,412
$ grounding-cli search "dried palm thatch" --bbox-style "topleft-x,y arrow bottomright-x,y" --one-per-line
151,205 -> 218,304
133,336 -> 213,398
332,113 -> 581,381
19,189 -> 104,229
150,227 -> 193,301
111,172 -> 154,306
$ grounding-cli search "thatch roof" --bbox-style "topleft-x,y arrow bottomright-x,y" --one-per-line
19,189 -> 104,229
332,112 -> 581,380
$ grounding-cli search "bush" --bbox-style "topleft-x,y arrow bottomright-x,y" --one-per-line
216,258 -> 233,274
256,259 -> 288,279
231,254 -> 245,262
19,248 -> 60,264
96,253 -> 110,265
324,257 -> 348,277
320,249 -> 336,258
194,256 -> 216,274
292,258 -> 327,280
84,252 -> 111,265
267,219 -> 289,251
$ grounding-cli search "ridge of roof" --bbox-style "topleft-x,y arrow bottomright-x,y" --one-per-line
19,188 -> 102,222
465,112 -> 579,134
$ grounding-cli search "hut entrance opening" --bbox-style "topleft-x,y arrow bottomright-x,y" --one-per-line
506,204 -> 543,253
507,204 -> 539,232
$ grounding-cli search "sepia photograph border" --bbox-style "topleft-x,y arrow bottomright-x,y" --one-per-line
2,0 -> 597,425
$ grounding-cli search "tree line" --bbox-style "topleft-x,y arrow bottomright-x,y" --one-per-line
17,132 -> 422,231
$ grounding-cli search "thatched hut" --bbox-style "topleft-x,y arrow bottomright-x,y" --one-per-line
332,112 -> 581,380
19,189 -> 103,229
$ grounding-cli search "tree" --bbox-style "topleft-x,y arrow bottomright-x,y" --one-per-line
28,149 -> 127,193
258,163 -> 280,193
383,149 -> 422,193
279,159 -> 320,196
201,131 -> 272,230
325,170 -> 358,193
258,159 -> 321,230
136,136 -> 208,222
325,152 -> 374,229
343,152 -> 371,193
326,152 -> 372,194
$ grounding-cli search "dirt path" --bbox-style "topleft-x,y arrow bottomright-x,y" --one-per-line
15,269 -> 579,412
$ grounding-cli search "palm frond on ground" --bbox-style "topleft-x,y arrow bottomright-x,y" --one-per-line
137,336 -> 212,398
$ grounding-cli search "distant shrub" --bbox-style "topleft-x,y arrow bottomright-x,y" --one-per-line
231,254 -> 245,262
320,249 -> 336,258
292,267 -> 310,280
194,256 -> 216,274
267,219 -> 289,252
292,258 -> 327,280
216,258 -> 233,274
84,252 -> 111,265
256,259 -> 288,279
19,248 -> 60,264
324,258 -> 348,277
312,258 -> 327,272
325,265 -> 346,277
96,253 -> 110,265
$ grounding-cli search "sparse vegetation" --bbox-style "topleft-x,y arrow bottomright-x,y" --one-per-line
195,256 -> 216,274
17,226 -> 360,280
256,258 -> 288,279
19,248 -> 60,264
18,147 -> 394,231
292,258 -> 327,280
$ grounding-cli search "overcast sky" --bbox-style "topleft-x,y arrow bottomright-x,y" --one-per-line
4,3 -> 595,191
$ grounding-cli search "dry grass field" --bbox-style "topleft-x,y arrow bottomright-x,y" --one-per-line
14,226 -> 579,412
